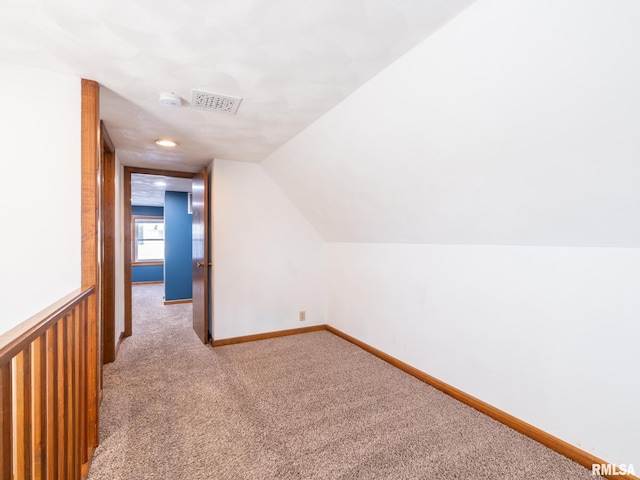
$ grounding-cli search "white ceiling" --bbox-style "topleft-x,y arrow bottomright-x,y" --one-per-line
131,174 -> 192,207
0,0 -> 475,171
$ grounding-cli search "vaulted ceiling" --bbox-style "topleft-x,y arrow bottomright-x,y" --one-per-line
0,0 -> 475,171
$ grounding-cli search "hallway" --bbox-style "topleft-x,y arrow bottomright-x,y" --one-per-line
88,284 -> 212,478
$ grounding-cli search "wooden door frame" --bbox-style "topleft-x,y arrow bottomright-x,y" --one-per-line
100,122 -> 116,363
123,167 -> 196,338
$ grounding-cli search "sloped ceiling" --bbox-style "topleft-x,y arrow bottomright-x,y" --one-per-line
0,0 -> 475,171
262,0 -> 640,247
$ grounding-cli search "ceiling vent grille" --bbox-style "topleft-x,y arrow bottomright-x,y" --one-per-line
191,90 -> 242,115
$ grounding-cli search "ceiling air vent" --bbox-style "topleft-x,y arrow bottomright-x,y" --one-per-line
191,90 -> 242,115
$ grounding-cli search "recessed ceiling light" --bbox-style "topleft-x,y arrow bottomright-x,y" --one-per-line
155,139 -> 178,147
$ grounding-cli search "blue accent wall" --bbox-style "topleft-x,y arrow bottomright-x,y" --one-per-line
164,191 -> 192,301
132,264 -> 164,283
132,205 -> 164,216
132,205 -> 164,283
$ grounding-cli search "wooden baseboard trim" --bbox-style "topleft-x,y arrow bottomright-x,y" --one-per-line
325,325 -> 638,480
164,299 -> 192,305
212,325 -> 327,347
132,280 -> 164,285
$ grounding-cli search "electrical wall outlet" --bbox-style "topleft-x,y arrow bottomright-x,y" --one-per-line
299,311 -> 306,321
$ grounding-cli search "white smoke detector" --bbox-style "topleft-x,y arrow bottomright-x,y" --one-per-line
159,92 -> 182,107
191,90 -> 242,115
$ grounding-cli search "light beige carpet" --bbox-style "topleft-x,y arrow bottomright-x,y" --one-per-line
88,284 -> 600,479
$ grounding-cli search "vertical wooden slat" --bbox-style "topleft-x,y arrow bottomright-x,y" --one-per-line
45,327 -> 58,480
13,347 -> 32,480
31,336 -> 46,479
56,317 -> 67,480
87,294 -> 99,451
72,305 -> 81,479
1,361 -> 12,479
80,299 -> 88,467
65,311 -> 75,478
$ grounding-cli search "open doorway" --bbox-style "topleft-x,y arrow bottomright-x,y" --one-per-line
130,173 -> 193,304
123,166 -> 210,345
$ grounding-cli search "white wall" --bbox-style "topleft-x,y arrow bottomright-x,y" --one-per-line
0,63 -> 81,335
259,0 -> 640,470
212,160 -> 326,339
328,243 -> 640,467
262,0 -> 640,247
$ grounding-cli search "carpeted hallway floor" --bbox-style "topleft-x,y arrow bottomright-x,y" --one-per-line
88,283 -> 601,479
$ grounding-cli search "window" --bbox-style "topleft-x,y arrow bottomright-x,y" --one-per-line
133,216 -> 164,262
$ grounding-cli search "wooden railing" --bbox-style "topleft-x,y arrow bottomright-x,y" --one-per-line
0,287 -> 99,479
